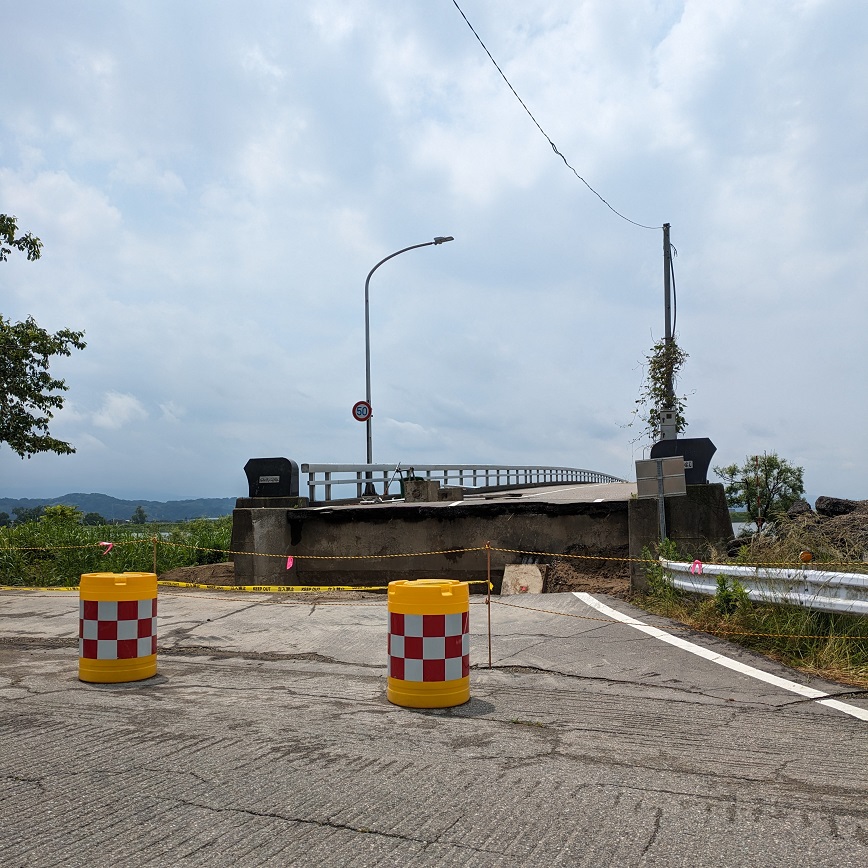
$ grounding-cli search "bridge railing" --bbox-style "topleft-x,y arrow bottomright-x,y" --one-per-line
299,463 -> 626,504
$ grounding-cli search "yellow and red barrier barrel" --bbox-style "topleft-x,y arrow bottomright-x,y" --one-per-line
79,572 -> 158,683
387,579 -> 470,708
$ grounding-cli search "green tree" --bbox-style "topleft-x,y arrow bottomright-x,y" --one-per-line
40,504 -> 84,524
0,511 -> 10,527
714,453 -> 805,530
83,512 -> 107,526
635,337 -> 689,442
131,505 -> 148,524
1,215 -> 86,459
0,214 -> 42,262
12,505 -> 44,524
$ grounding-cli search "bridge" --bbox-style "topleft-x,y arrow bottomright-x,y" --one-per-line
231,458 -> 733,592
300,462 -> 627,503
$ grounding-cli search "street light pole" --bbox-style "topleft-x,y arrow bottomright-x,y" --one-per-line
662,222 -> 674,407
364,236 -> 454,475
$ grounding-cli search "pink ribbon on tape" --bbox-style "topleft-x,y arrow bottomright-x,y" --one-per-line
286,556 -> 294,570
689,559 -> 703,575
99,542 -> 114,555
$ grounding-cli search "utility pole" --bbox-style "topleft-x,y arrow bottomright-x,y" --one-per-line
663,222 -> 673,406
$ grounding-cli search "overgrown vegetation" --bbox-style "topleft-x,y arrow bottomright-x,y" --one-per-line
0,515 -> 232,586
737,505 -> 868,570
637,539 -> 868,686
714,452 -> 805,530
634,337 -> 689,442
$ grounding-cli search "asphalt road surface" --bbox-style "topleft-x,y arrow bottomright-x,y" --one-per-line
1,588 -> 866,867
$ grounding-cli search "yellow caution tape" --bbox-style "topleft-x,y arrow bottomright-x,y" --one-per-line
157,581 -> 389,592
157,579 -> 492,592
2,534 -> 867,571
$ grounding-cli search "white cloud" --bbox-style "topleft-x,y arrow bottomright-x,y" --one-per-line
307,1 -> 363,45
240,45 -> 287,84
108,158 -> 186,196
92,392 -> 148,430
159,402 -> 185,424
0,1 -> 865,501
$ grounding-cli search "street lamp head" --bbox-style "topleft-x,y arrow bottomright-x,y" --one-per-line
363,234 -> 455,471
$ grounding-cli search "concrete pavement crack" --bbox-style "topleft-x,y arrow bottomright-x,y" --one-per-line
156,646 -> 383,668
168,798 -> 512,857
775,689 -> 868,710
620,782 -> 868,815
486,662 -> 722,701
639,807 -> 663,859
0,636 -> 77,649
1,774 -> 46,793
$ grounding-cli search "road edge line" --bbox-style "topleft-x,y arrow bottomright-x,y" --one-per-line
573,592 -> 868,722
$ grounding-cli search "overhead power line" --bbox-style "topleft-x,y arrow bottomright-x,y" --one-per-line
450,0 -> 661,231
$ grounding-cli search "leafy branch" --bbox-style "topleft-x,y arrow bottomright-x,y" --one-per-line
634,337 -> 688,442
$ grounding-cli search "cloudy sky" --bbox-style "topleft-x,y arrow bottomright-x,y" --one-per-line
2,0 -> 866,502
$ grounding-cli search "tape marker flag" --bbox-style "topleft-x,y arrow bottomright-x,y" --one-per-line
286,556 -> 294,570
690,559 -> 703,575
99,542 -> 114,555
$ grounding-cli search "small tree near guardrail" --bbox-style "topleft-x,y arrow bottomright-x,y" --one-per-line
713,452 -> 805,530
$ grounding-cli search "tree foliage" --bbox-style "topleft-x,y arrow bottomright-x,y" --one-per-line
635,337 -> 689,442
0,214 -> 42,262
12,505 -> 44,524
83,512 -> 107,526
0,215 -> 86,459
131,505 -> 148,524
713,453 -> 805,530
41,504 -> 84,524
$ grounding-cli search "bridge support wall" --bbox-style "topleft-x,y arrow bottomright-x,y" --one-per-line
231,499 -> 631,591
628,484 -> 733,593
231,484 -> 732,593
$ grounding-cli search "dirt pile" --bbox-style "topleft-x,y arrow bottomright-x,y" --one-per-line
746,497 -> 868,564
542,544 -> 630,598
159,562 -> 235,585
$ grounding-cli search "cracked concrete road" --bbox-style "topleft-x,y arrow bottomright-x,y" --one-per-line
1,588 -> 867,867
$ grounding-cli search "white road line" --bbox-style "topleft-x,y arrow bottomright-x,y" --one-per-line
573,592 -> 868,722
521,485 -> 598,499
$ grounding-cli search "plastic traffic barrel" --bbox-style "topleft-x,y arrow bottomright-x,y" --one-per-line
387,579 -> 470,708
79,572 -> 158,683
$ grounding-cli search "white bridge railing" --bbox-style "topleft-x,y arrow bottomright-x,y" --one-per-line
662,559 -> 868,616
300,463 -> 626,504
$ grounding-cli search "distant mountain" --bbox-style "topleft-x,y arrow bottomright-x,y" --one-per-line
0,493 -> 238,522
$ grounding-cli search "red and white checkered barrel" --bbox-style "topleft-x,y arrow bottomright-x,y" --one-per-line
387,579 -> 470,708
79,572 -> 158,683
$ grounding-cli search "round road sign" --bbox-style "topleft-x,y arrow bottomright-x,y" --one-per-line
352,400 -> 372,422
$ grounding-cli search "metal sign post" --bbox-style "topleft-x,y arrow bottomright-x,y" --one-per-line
636,456 -> 687,542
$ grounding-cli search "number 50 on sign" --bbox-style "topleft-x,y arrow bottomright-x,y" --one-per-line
352,400 -> 372,422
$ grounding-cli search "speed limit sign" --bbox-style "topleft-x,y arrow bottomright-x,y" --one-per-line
352,400 -> 372,422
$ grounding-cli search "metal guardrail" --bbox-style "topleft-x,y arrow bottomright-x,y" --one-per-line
300,463 -> 626,503
662,559 -> 868,616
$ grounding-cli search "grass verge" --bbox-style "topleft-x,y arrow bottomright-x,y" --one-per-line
0,516 -> 232,586
635,540 -> 868,688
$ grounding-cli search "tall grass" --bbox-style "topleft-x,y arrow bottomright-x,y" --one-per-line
638,541 -> 868,687
0,516 -> 232,587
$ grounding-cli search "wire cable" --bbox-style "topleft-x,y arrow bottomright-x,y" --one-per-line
670,242 -> 678,335
450,0 -> 661,231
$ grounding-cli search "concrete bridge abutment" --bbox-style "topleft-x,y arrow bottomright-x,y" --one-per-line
230,483 -> 732,594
